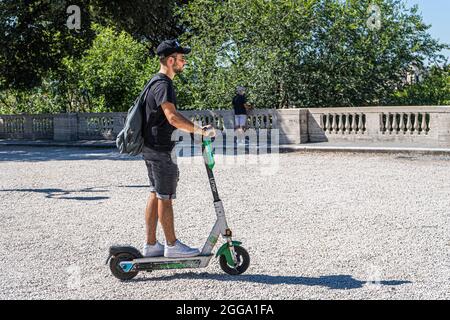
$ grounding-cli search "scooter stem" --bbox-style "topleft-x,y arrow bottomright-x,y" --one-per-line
202,136 -> 220,202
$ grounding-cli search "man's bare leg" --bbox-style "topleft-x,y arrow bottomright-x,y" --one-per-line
158,198 -> 177,245
145,192 -> 159,245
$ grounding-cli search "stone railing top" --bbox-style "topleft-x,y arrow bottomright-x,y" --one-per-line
77,112 -> 127,117
1,106 -> 450,118
0,113 -> 57,118
307,106 -> 450,113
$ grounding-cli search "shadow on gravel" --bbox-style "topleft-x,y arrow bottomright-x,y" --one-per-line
0,146 -> 138,162
0,187 -> 110,200
129,272 -> 411,290
0,145 -> 280,162
0,145 -> 201,162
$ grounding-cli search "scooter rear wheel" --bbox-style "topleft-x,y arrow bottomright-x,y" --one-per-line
109,252 -> 138,281
219,246 -> 250,275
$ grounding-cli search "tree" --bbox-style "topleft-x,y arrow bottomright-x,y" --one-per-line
391,65 -> 450,105
0,0 -> 94,90
0,0 -> 186,91
90,0 -> 188,49
176,0 -> 449,109
63,24 -> 159,113
0,24 -> 158,114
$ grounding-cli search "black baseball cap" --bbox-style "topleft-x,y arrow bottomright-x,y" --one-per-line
156,39 -> 191,58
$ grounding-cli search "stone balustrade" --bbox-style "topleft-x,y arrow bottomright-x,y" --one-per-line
0,114 -> 54,140
1,106 -> 449,146
308,106 -> 450,146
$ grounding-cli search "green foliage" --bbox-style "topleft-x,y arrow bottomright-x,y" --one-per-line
176,0 -> 448,109
0,78 -> 68,115
90,0 -> 187,47
1,0 -> 449,115
63,24 -> 159,112
391,66 -> 450,105
0,0 -> 95,90
0,0 -> 184,92
0,24 -> 158,114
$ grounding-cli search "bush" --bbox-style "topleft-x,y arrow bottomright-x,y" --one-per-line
176,0 -> 448,109
0,24 -> 159,115
0,76 -> 69,114
64,24 -> 159,112
391,65 -> 450,105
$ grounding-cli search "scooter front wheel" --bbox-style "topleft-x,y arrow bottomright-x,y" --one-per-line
109,252 -> 139,281
219,246 -> 250,275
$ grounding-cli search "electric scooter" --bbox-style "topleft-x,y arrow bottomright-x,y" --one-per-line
106,136 -> 250,280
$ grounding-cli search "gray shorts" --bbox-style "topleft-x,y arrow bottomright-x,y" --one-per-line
142,146 -> 179,200
235,114 -> 247,127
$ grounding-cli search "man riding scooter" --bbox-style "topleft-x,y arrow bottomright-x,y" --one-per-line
141,39 -> 215,258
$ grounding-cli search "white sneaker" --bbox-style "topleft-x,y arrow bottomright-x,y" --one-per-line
164,240 -> 200,258
143,241 -> 165,257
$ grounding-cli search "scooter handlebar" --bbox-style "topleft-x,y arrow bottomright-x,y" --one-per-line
202,126 -> 216,139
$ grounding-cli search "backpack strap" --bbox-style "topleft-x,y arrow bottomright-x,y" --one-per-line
140,74 -> 165,133
139,74 -> 164,105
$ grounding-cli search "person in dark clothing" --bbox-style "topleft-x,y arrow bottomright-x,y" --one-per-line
232,86 -> 248,132
142,39 -> 215,258
233,86 -> 252,144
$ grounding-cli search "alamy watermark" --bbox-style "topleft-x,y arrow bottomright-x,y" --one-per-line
365,265 -> 382,287
66,5 -> 81,32
367,4 -> 382,31
67,264 -> 81,290
169,128 -> 281,176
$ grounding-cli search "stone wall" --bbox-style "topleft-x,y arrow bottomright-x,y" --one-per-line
1,106 -> 449,146
308,106 -> 450,147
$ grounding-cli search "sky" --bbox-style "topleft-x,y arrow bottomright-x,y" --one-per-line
405,0 -> 450,60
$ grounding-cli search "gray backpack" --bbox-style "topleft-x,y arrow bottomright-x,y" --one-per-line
116,76 -> 162,156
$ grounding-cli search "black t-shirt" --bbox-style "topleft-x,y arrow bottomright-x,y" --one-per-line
233,94 -> 247,115
143,73 -> 177,151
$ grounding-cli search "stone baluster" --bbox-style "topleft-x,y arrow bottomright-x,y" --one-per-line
400,113 -> 406,134
331,113 -> 338,133
352,113 -> 357,133
327,114 -> 332,133
385,113 -> 391,134
414,113 -> 420,134
344,114 -> 348,134
392,113 -> 398,134
422,113 -> 429,134
357,114 -> 363,134
406,113 -> 412,134
339,114 -> 344,134
362,113 -> 367,132
419,113 -> 425,134
345,113 -> 351,133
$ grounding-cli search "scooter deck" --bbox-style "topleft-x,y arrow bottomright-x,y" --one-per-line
126,254 -> 214,271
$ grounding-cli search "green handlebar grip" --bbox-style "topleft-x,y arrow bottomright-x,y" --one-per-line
203,138 -> 215,170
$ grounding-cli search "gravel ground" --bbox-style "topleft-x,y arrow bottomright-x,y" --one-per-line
0,145 -> 449,300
